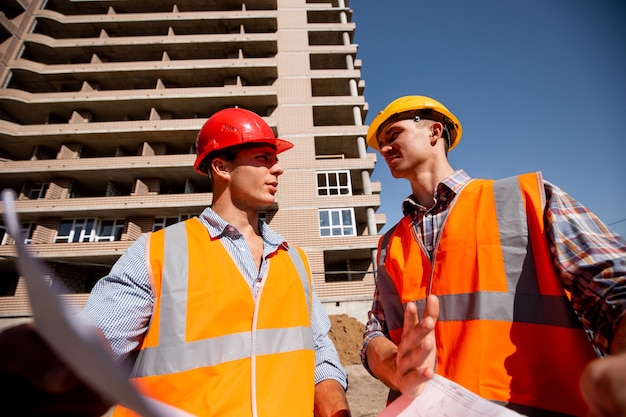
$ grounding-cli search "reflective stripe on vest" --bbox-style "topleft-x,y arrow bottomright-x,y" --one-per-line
376,173 -> 597,416
131,221 -> 313,378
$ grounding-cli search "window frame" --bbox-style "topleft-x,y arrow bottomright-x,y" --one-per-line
1,223 -> 35,244
153,214 -> 193,232
55,218 -> 96,243
316,170 -> 352,196
318,208 -> 356,237
28,182 -> 49,199
95,219 -> 125,242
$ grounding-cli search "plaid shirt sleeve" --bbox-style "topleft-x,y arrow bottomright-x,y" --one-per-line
360,275 -> 388,375
544,181 -> 626,353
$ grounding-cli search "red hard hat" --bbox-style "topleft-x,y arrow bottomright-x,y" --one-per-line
194,108 -> 293,176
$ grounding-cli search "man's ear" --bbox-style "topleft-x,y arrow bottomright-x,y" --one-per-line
210,157 -> 229,179
430,122 -> 444,145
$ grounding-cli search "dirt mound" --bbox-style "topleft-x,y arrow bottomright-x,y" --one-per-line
329,314 -> 388,416
328,314 -> 366,365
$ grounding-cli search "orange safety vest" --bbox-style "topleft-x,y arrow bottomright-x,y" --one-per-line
113,217 -> 315,417
376,172 -> 598,417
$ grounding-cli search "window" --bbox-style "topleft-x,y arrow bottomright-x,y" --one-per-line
28,183 -> 49,199
95,219 -> 125,242
22,223 -> 35,244
55,219 -> 95,243
317,171 -> 351,196
55,219 -> 126,243
153,214 -> 192,232
2,223 -> 36,245
319,208 -> 355,237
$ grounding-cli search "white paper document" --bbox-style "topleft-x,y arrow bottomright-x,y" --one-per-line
377,374 -> 525,417
1,189 -> 196,417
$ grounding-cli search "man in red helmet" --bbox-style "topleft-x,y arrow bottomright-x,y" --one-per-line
1,108 -> 351,417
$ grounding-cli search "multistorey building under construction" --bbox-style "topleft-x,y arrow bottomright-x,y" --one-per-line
0,0 -> 384,327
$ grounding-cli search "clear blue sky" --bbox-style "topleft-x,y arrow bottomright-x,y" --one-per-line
351,0 -> 626,237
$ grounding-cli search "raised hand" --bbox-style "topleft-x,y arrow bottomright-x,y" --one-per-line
366,294 -> 440,398
394,294 -> 440,397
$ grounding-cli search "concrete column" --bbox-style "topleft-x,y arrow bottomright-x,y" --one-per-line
357,136 -> 367,158
352,105 -> 362,126
371,248 -> 379,282
361,170 -> 372,195
345,54 -> 354,70
367,207 -> 377,236
342,31 -> 350,46
349,78 -> 358,96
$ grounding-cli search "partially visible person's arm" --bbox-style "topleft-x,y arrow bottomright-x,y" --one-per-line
0,236 -> 153,414
77,235 -> 154,364
580,317 -> 626,417
543,181 -> 626,416
0,323 -> 112,416
543,180 -> 626,353
310,288 -> 350,416
314,379 -> 350,417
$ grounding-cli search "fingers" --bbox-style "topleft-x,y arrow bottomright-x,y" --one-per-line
401,301 -> 420,338
395,295 -> 440,397
423,294 -> 440,325
400,296 -> 439,352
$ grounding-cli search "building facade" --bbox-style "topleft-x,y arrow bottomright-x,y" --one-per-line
0,0 -> 384,328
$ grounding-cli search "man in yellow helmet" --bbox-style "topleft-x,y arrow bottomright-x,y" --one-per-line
361,95 -> 626,416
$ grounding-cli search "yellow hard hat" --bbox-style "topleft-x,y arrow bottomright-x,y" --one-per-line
366,95 -> 462,152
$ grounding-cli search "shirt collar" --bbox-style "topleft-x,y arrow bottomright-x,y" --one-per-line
198,207 -> 288,251
402,169 -> 472,216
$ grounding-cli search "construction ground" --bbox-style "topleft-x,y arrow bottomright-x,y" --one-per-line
328,314 -> 389,417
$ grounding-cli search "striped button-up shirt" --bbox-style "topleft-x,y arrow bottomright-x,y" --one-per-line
362,170 -> 626,371
78,207 -> 347,388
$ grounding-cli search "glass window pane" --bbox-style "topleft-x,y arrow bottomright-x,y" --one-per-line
342,210 -> 353,225
319,211 -> 329,227
58,221 -> 72,236
113,226 -> 123,241
331,211 -> 340,224
100,220 -> 113,236
72,226 -> 83,242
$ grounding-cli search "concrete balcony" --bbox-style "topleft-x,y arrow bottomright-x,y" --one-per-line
314,153 -> 376,170
0,193 -> 214,219
0,84 -> 279,126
